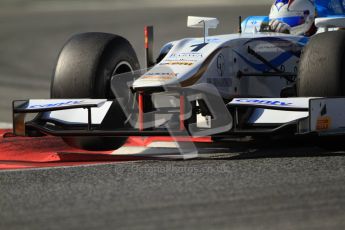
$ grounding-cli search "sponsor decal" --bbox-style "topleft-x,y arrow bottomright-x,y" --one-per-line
235,99 -> 293,106
141,72 -> 177,81
166,53 -> 204,63
206,38 -> 221,43
169,53 -> 203,59
160,61 -> 194,66
254,43 -> 294,52
243,37 -> 304,56
316,116 -> 331,131
28,100 -> 83,109
164,58 -> 199,63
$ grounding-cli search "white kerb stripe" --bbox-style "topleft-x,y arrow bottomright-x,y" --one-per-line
0,122 -> 12,129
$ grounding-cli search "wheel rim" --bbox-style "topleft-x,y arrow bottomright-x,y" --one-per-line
113,61 -> 133,75
107,61 -> 133,99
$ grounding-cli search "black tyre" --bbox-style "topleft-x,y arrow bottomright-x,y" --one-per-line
51,32 -> 140,151
297,31 -> 345,97
297,31 -> 345,150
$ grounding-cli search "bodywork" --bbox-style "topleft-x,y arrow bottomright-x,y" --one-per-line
133,32 -> 306,99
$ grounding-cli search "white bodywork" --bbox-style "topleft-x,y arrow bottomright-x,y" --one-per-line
133,16 -> 306,99
228,97 -> 345,135
309,98 -> 345,133
45,103 -> 112,125
229,98 -> 311,124
20,99 -> 112,125
316,16 -> 345,28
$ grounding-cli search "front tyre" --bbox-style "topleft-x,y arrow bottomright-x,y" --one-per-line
297,31 -> 345,150
297,31 -> 345,97
51,32 -> 140,151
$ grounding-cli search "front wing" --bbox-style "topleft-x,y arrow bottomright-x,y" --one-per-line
11,96 -> 345,140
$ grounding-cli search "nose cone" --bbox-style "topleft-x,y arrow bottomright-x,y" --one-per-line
132,66 -> 179,89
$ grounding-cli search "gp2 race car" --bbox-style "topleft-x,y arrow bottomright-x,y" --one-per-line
10,1 -> 345,153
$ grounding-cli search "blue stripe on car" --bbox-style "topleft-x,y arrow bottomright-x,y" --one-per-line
234,50 -> 294,72
237,37 -> 308,71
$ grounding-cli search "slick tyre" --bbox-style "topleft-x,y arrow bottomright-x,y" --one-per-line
51,32 -> 140,151
297,31 -> 345,97
297,31 -> 345,150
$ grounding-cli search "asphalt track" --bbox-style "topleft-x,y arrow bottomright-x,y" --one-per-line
1,3 -> 345,230
1,143 -> 345,230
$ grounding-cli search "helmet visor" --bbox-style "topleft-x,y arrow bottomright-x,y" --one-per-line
275,15 -> 306,27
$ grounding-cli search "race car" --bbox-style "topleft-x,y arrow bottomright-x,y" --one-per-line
10,1 -> 345,153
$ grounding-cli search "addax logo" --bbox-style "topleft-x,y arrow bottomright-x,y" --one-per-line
235,99 -> 293,106
28,100 -> 83,109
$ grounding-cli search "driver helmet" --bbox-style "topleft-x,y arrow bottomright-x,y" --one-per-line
269,0 -> 316,35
